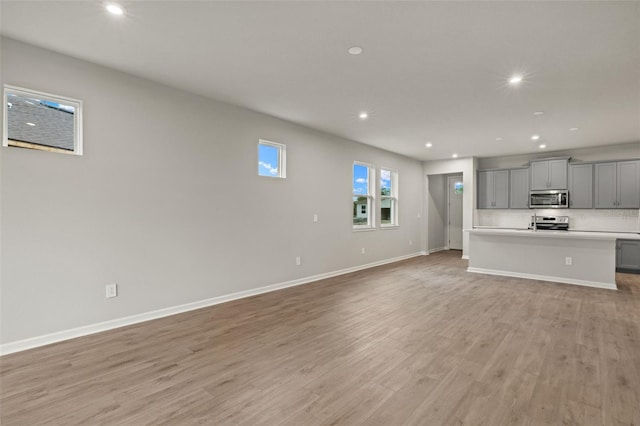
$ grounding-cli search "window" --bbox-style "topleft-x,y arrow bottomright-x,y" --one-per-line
3,85 -> 83,155
353,161 -> 375,229
258,139 -> 286,178
381,168 -> 398,226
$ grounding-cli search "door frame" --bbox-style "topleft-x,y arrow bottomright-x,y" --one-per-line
446,175 -> 463,250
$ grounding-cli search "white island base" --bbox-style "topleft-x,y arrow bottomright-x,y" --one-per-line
467,229 -> 640,290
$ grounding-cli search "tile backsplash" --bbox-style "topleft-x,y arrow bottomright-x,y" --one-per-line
475,209 -> 639,233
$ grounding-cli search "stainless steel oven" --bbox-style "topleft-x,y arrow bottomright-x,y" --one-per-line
529,190 -> 569,209
530,215 -> 569,230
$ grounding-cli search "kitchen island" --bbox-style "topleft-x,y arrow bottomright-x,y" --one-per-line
467,228 -> 640,290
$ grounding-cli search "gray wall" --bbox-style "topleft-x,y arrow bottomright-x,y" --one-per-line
0,38 -> 425,344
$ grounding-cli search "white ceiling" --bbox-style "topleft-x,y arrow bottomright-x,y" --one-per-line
1,1 -> 639,161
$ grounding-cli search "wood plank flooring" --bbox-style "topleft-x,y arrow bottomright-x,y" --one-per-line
1,251 -> 639,425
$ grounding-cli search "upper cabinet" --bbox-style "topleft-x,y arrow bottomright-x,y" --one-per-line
530,158 -> 568,190
568,163 -> 593,209
595,160 -> 640,209
618,161 -> 640,208
476,158 -> 637,211
509,168 -> 529,209
478,169 -> 509,209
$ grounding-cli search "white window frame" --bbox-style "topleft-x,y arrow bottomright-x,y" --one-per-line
3,85 -> 83,155
258,139 -> 286,178
380,168 -> 399,227
353,161 -> 375,230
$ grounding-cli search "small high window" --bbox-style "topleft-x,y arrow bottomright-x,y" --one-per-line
258,139 -> 286,178
3,85 -> 83,155
353,161 -> 375,229
380,168 -> 399,226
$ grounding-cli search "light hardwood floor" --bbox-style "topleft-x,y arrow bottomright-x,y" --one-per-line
1,251 -> 639,425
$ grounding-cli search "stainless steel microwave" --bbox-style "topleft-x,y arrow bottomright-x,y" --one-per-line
529,190 -> 569,209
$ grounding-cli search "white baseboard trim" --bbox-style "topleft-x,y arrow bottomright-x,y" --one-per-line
1,251 -> 425,356
428,247 -> 447,254
461,255 -> 469,260
466,267 -> 617,291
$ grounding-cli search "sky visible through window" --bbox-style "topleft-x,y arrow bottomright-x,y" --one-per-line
7,93 -> 75,114
258,144 -> 279,176
353,163 -> 368,194
40,99 -> 75,113
380,169 -> 392,195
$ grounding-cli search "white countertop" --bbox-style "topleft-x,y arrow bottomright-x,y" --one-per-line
467,227 -> 640,241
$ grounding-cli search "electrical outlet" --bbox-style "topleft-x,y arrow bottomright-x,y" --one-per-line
106,283 -> 118,298
313,214 -> 318,223
410,240 -> 413,246
361,248 -> 365,254
296,256 -> 301,266
565,257 -> 572,266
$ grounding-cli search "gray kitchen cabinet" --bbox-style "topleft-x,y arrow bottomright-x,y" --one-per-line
595,162 -> 617,208
616,239 -> 640,273
617,160 -> 640,208
509,168 -> 529,209
530,158 -> 568,190
530,161 -> 550,190
568,163 -> 593,208
595,160 -> 640,209
478,169 -> 509,209
477,171 -> 491,209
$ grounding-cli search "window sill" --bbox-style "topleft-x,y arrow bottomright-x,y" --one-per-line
380,225 -> 400,230
353,227 -> 377,233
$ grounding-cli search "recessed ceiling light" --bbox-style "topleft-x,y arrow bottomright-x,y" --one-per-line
495,137 -> 503,141
539,144 -> 547,149
452,153 -> 459,158
358,112 -> 368,119
106,3 -> 124,15
425,142 -> 433,148
533,111 -> 544,115
509,75 -> 523,85
569,127 -> 578,131
348,46 -> 363,55
531,134 -> 540,141
26,122 -> 36,126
